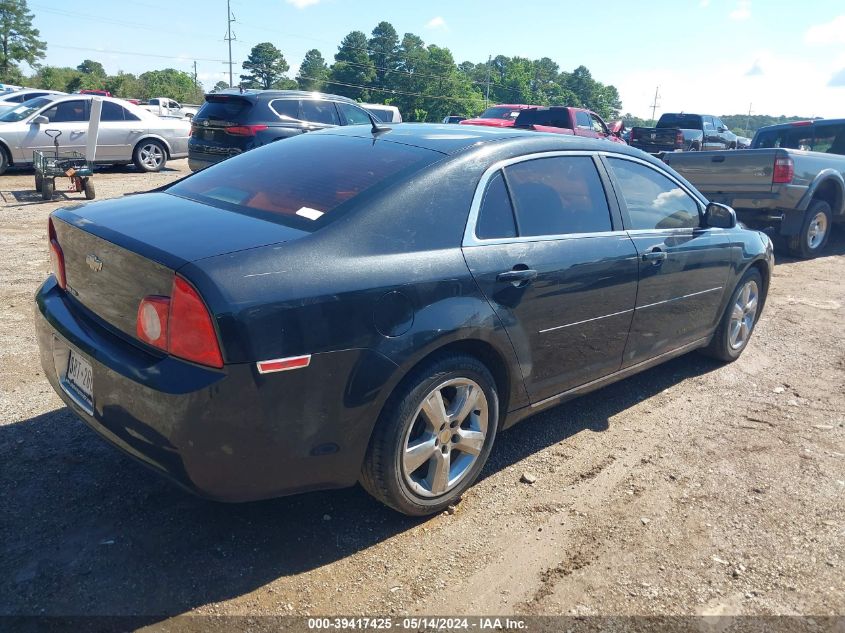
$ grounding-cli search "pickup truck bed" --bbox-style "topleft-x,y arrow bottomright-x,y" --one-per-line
664,148 -> 845,257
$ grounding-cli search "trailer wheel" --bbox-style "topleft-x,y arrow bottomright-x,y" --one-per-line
41,178 -> 54,201
788,200 -> 832,259
34,172 -> 42,191
83,177 -> 95,200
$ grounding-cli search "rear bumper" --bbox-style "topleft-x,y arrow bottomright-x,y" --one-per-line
703,185 -> 809,235
35,277 -> 397,502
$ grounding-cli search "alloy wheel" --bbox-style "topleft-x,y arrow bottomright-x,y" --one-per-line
140,143 -> 164,169
401,378 -> 488,498
729,280 -> 759,350
806,211 -> 828,250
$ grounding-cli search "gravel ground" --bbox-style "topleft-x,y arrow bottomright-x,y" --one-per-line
0,160 -> 843,626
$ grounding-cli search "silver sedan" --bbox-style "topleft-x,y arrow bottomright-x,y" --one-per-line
0,94 -> 189,174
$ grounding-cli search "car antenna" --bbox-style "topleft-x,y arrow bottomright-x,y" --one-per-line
365,110 -> 391,136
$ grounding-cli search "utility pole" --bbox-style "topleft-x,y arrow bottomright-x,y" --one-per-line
649,86 -> 660,125
224,0 -> 236,87
192,60 -> 198,92
745,103 -> 753,137
484,55 -> 492,110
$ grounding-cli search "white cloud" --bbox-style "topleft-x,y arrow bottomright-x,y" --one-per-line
286,0 -> 320,8
615,51 -> 840,120
729,0 -> 751,21
805,15 -> 845,45
426,16 -> 446,29
699,0 -> 710,7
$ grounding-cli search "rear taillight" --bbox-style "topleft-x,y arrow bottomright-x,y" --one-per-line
773,156 -> 794,184
136,275 -> 223,368
48,217 -> 66,290
675,130 -> 684,148
225,124 -> 268,136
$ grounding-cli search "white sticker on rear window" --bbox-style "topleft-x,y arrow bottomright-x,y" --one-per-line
295,206 -> 324,220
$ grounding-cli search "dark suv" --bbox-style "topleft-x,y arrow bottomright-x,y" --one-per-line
188,89 -> 373,171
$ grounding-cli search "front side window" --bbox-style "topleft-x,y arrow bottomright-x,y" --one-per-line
299,99 -> 340,125
590,114 -> 608,135
575,111 -> 592,129
42,100 -> 89,123
475,171 -> 516,239
607,158 -> 700,230
337,102 -> 371,126
504,156 -> 613,236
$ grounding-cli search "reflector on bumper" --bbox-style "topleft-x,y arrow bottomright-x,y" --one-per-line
256,355 -> 311,374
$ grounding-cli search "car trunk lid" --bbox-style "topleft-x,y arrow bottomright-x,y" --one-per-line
51,193 -> 307,341
663,149 -> 779,194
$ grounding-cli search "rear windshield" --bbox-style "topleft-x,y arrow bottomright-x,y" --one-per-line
479,107 -> 523,120
198,95 -> 252,121
167,134 -> 439,231
752,123 -> 845,153
656,114 -> 702,129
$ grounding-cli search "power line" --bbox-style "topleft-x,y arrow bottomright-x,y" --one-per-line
48,44 -> 226,64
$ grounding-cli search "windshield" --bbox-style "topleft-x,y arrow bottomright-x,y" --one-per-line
167,134 -> 439,231
657,114 -> 702,130
0,97 -> 51,122
479,107 -> 523,120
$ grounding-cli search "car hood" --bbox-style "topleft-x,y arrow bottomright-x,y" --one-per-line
53,192 -> 309,270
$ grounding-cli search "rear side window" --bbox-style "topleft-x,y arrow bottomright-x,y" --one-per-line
504,156 -> 613,236
270,99 -> 299,120
299,99 -> 339,125
812,123 -> 845,154
476,171 -> 516,239
100,101 -> 140,122
607,158 -> 700,230
337,102 -> 371,125
753,126 -> 814,150
168,135 -> 438,231
199,96 -> 252,121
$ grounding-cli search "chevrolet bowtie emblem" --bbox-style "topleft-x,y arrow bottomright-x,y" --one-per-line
86,254 -> 103,272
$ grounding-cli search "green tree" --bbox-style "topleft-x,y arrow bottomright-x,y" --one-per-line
368,21 -> 399,90
104,71 -> 140,98
297,49 -> 328,91
77,59 -> 105,78
240,42 -> 290,89
0,0 -> 45,82
328,31 -> 375,101
31,65 -> 77,91
212,80 -> 229,92
137,68 -> 197,102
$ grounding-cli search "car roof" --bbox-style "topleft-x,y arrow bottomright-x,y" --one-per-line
208,89 -> 359,105
314,123 -> 651,158
756,118 -> 843,132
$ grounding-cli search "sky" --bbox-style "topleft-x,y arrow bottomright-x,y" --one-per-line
26,0 -> 845,118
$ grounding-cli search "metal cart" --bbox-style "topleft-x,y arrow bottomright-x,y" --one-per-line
33,129 -> 95,201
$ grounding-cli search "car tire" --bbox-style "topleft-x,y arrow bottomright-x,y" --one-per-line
360,354 -> 499,516
0,147 -> 9,176
788,200 -> 832,259
133,140 -> 167,173
83,177 -> 95,200
700,267 -> 764,362
41,177 -> 54,201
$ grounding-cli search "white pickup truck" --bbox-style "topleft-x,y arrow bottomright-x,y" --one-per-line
141,97 -> 197,120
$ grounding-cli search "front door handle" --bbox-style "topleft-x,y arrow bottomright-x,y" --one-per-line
496,268 -> 538,286
642,249 -> 667,264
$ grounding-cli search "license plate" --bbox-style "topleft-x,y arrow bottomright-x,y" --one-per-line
66,349 -> 93,406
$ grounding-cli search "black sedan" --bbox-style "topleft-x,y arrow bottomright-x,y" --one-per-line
35,124 -> 774,516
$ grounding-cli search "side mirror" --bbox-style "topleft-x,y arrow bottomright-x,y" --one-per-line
718,126 -> 727,133
32,115 -> 48,125
704,202 -> 736,229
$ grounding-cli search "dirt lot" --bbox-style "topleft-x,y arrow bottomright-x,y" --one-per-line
1,160 -> 843,626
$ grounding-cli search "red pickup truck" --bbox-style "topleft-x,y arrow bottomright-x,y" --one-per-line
460,104 -> 542,128
512,106 -> 626,143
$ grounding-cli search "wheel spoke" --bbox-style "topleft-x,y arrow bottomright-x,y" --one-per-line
404,436 -> 437,473
427,449 -> 450,494
421,389 -> 449,430
729,320 -> 742,345
453,429 -> 484,456
739,320 -> 750,343
741,284 -> 751,306
731,304 -> 744,321
450,384 -> 480,425
745,293 -> 758,314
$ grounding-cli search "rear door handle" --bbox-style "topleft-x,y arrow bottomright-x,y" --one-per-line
642,250 -> 667,264
130,129 -> 144,133
496,269 -> 538,286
